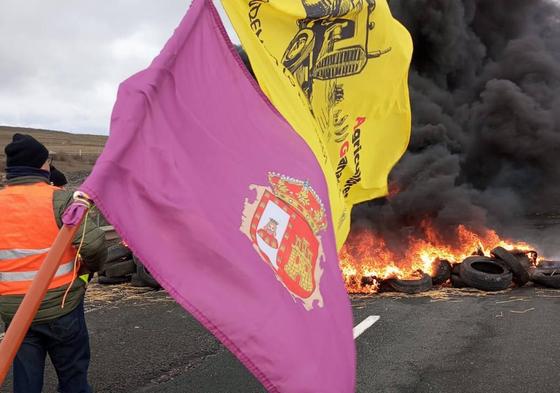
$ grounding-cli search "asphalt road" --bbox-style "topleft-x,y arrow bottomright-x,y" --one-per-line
2,284 -> 559,393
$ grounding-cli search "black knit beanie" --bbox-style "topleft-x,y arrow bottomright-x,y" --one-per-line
4,133 -> 49,168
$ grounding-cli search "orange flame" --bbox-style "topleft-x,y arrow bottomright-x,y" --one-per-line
339,220 -> 537,293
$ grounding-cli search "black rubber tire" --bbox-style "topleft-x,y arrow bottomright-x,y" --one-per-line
431,259 -> 452,285
387,273 -> 432,294
105,259 -> 136,278
451,263 -> 462,276
106,244 -> 132,263
460,256 -> 512,291
491,247 -> 530,286
530,268 -> 560,288
130,273 -> 146,287
133,256 -> 161,289
513,253 -> 532,271
97,274 -> 130,285
451,274 -> 467,288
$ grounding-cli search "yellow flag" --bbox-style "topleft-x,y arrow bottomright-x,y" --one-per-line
222,0 -> 413,248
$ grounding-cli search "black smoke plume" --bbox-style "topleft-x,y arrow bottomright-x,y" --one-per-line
351,0 -> 560,257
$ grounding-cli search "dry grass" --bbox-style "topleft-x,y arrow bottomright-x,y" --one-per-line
350,284 -> 560,308
351,286 -> 513,303
84,281 -> 172,314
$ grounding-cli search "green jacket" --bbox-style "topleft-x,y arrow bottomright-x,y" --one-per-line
0,176 -> 107,324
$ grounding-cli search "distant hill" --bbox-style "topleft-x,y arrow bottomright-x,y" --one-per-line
0,126 -> 107,176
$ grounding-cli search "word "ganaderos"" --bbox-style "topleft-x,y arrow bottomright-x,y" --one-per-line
335,117 -> 366,198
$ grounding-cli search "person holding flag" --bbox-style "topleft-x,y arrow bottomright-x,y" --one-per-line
0,133 -> 107,393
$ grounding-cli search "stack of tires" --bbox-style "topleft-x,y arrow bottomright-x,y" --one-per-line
451,247 -> 535,291
358,248 -> 560,294
97,244 -> 161,289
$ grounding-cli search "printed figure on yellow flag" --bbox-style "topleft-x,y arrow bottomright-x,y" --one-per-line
222,0 -> 413,248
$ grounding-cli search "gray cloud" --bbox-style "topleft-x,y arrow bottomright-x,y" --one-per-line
0,0 -> 237,134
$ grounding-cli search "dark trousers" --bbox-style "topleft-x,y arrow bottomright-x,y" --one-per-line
11,300 -> 92,393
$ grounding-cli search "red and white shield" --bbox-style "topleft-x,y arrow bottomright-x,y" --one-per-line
249,190 -> 319,299
241,174 -> 327,310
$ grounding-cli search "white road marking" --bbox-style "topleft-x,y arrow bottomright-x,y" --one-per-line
353,315 -> 380,339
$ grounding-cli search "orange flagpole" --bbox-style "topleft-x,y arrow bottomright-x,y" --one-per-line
0,222 -> 82,385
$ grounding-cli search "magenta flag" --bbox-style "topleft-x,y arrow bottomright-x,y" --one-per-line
80,0 -> 355,391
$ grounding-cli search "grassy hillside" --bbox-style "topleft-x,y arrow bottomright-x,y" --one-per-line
0,126 -> 107,177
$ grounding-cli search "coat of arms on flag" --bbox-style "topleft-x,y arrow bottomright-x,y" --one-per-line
241,173 -> 328,310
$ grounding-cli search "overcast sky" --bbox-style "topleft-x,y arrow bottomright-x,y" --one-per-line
0,0 -> 238,135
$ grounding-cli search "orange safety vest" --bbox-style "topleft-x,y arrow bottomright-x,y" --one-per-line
0,182 -> 77,295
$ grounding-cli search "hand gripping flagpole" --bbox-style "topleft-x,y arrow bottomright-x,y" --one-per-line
0,191 -> 92,385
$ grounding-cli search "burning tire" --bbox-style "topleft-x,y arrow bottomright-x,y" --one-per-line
451,274 -> 467,288
460,256 -> 513,291
530,268 -> 560,289
386,273 -> 432,294
431,259 -> 451,285
510,250 -> 534,271
451,263 -> 461,276
491,247 -> 530,286
360,275 -> 376,286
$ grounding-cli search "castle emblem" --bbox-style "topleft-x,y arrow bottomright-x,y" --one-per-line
241,173 -> 328,310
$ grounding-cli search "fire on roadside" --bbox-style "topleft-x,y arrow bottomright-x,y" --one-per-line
339,220 -> 539,293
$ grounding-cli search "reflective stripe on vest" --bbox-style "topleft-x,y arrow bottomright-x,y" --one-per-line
0,260 -> 74,282
0,248 -> 51,260
0,182 -> 78,295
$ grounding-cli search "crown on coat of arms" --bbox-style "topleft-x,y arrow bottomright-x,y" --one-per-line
268,172 -> 327,234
